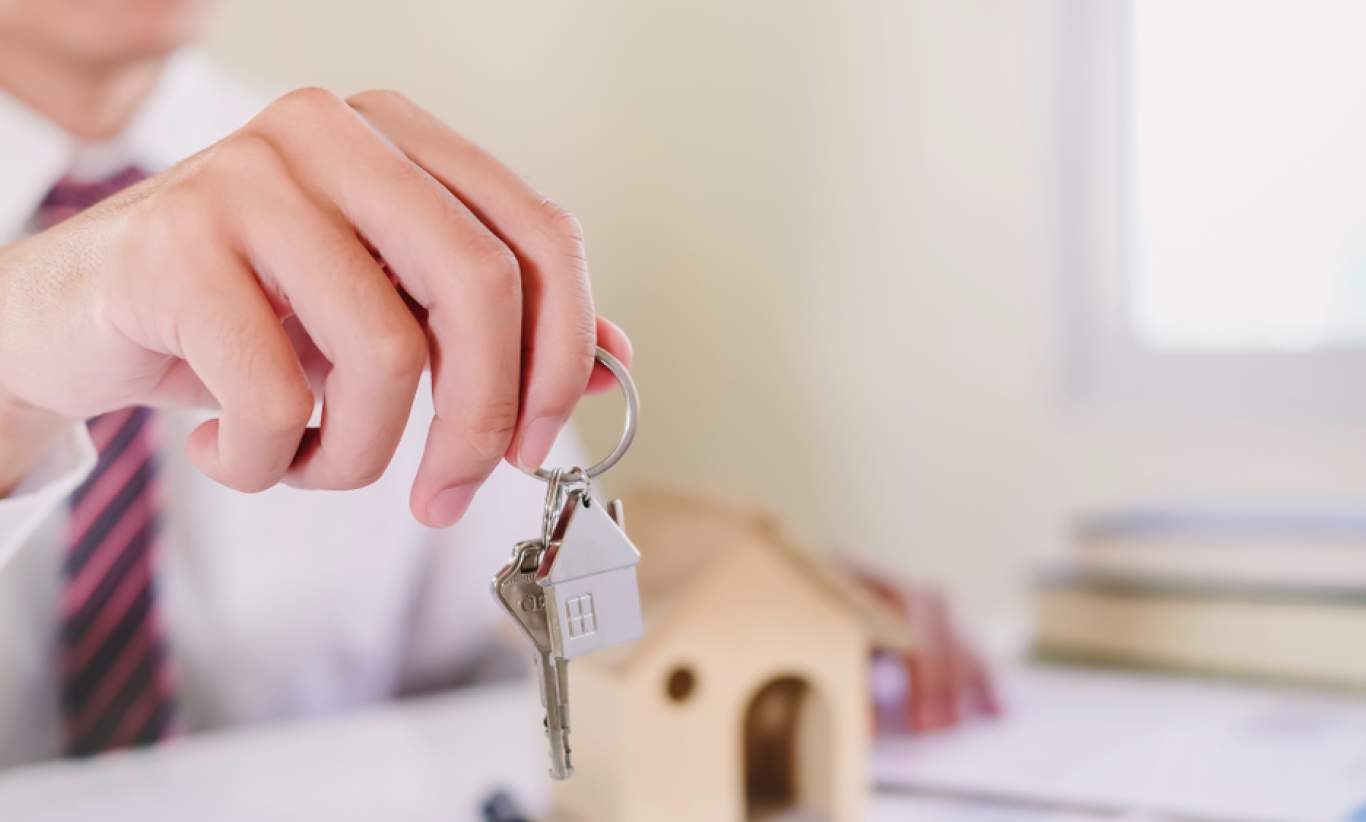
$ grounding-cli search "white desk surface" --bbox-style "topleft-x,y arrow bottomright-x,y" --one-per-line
0,682 -> 546,822
3,667 -> 1362,822
0,674 -> 1056,822
0,671 -> 1087,819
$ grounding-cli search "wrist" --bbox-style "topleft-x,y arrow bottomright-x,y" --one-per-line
0,392 -> 69,498
0,243 -> 74,496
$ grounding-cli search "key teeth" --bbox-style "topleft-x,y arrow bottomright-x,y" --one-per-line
548,740 -> 573,780
546,753 -> 573,775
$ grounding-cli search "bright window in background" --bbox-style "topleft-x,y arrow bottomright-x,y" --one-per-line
1131,1 -> 1366,351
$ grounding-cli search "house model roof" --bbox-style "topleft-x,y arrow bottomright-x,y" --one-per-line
586,487 -> 917,671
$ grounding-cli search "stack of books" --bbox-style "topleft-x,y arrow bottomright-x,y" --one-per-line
1033,508 -> 1366,687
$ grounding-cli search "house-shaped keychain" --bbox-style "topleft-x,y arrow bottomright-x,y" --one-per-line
536,491 -> 644,660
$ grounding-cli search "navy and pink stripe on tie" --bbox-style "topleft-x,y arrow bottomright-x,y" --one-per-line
61,407 -> 177,756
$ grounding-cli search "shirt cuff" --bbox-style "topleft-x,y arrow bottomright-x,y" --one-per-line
0,423 -> 96,570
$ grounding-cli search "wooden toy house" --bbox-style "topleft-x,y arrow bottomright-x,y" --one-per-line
551,488 -> 914,822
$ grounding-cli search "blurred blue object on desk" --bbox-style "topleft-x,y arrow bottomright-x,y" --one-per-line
481,789 -> 532,822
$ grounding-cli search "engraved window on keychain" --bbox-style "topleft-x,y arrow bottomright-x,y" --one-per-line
566,594 -> 597,638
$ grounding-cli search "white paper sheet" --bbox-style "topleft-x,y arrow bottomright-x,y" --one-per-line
874,665 -> 1366,822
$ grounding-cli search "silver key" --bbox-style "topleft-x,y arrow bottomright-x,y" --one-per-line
492,539 -> 573,779
498,347 -> 640,784
537,489 -> 644,661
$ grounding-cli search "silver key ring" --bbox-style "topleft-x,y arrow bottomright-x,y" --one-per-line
541,466 -> 589,544
524,346 -> 638,482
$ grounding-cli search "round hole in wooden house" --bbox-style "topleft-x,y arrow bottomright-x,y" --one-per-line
743,675 -> 832,821
664,665 -> 697,703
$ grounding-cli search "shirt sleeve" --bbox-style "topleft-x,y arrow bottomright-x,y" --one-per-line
0,423 -> 96,570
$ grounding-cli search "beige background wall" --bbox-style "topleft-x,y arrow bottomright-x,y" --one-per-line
206,1 -> 1366,644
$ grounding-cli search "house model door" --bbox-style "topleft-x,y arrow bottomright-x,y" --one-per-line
743,676 -> 833,821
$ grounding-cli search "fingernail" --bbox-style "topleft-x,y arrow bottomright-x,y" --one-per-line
517,415 -> 564,471
427,483 -> 478,527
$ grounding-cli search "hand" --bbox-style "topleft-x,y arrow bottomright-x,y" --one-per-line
856,572 -> 1000,733
0,88 -> 631,525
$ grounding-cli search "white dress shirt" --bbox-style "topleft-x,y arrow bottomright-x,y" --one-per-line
0,51 -> 574,768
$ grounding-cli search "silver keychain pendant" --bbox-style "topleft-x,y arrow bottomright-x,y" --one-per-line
538,487 -> 642,660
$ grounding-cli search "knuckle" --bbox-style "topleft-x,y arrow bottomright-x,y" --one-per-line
329,458 -> 388,491
466,234 -> 523,300
144,136 -> 281,241
268,86 -> 346,123
536,200 -> 586,248
147,182 -> 205,232
255,384 -> 315,435
369,324 -> 427,380
201,133 -> 287,193
462,399 -> 520,462
135,182 -> 219,263
392,158 -> 440,198
532,200 -> 588,269
346,88 -> 414,112
216,131 -> 280,169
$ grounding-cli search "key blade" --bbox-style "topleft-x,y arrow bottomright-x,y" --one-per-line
539,653 -> 573,779
496,540 -> 574,778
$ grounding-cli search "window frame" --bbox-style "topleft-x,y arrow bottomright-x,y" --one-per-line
1060,0 -> 1366,421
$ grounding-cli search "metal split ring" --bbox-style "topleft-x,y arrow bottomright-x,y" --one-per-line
524,346 -> 638,482
541,466 -> 589,545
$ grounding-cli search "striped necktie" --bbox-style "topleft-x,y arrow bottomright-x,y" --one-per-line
37,168 -> 180,755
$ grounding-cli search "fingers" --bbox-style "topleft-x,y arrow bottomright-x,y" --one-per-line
246,89 -> 524,525
905,589 -> 959,733
844,568 -> 958,732
228,160 -> 427,491
847,561 -> 1001,735
176,251 -> 313,492
216,88 -> 636,520
343,90 -> 597,473
902,587 -> 1003,731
